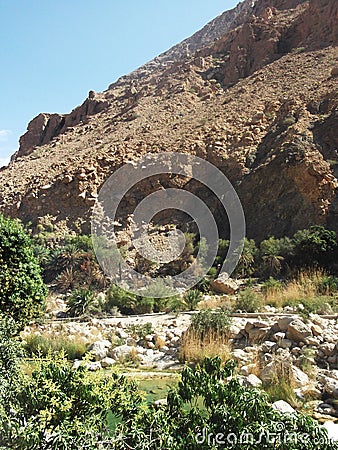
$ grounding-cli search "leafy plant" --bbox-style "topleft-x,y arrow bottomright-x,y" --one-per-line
0,214 -> 47,329
66,288 -> 98,317
190,309 -> 232,339
115,357 -> 336,449
235,288 -> 261,312
182,289 -> 203,310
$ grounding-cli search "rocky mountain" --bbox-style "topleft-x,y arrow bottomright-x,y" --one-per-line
0,0 -> 337,241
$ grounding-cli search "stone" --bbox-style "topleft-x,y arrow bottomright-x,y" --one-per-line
110,345 -> 134,360
272,400 -> 296,414
101,357 -> 116,368
154,398 -> 168,407
87,361 -> 102,371
331,67 -> 338,77
320,375 -> 338,399
305,337 -> 320,346
248,327 -> 270,343
240,365 -> 253,376
273,332 -> 286,342
320,343 -> 336,357
210,272 -> 239,295
88,340 -> 111,361
286,319 -> 312,343
245,374 -> 263,388
278,339 -> 293,349
311,324 -> 323,337
277,316 -> 295,332
116,329 -> 129,340
261,341 -> 277,353
292,366 -> 310,388
245,322 -> 254,333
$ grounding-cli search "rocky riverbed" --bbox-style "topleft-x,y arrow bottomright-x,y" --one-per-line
22,310 -> 338,423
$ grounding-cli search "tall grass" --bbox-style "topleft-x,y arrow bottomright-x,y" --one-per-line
262,269 -> 338,314
179,328 -> 231,364
24,333 -> 88,360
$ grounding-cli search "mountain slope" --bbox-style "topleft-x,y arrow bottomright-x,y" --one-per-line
0,0 -> 337,241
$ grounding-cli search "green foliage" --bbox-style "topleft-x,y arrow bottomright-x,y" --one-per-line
233,238 -> 258,278
316,275 -> 338,295
105,284 -> 138,315
293,226 -> 337,267
259,236 -> 294,277
0,315 -> 23,408
235,288 -> 261,312
115,357 -> 336,449
0,353 -> 144,449
0,214 -> 47,329
126,322 -> 153,340
24,333 -> 88,360
106,283 -> 179,315
66,288 -> 98,317
190,309 -> 232,339
183,289 -> 203,310
261,277 -> 284,295
284,295 -> 337,317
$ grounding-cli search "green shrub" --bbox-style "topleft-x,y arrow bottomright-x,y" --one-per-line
235,288 -> 261,312
0,214 -> 47,329
316,275 -> 338,295
105,284 -> 138,315
261,277 -> 284,295
0,353 -> 143,448
293,225 -> 337,268
66,288 -> 98,317
190,309 -> 232,339
182,289 -> 203,310
116,357 -> 335,449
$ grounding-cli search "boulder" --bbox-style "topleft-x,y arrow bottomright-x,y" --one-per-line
248,327 -> 270,343
292,366 -> 310,388
88,340 -> 111,361
311,324 -> 323,337
286,319 -> 312,343
110,345 -> 135,360
210,272 -> 239,294
277,316 -> 295,332
320,375 -> 338,399
87,361 -> 102,371
245,374 -> 263,388
101,357 -> 116,368
272,400 -> 296,414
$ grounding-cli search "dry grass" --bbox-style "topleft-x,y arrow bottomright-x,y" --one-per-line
179,328 -> 231,364
23,332 -> 88,360
197,295 -> 233,311
262,268 -> 329,308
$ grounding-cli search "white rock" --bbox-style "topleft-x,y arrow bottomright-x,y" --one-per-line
101,357 -> 116,368
272,400 -> 296,414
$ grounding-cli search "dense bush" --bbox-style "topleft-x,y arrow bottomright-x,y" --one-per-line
0,353 -> 143,449
66,288 -> 98,317
0,214 -> 47,329
235,288 -> 261,312
115,357 -> 337,449
190,309 -> 232,339
293,226 -> 337,268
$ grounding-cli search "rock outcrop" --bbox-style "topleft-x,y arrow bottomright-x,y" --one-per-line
0,0 -> 337,240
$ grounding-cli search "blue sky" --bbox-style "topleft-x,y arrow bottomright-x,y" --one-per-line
0,0 -> 237,165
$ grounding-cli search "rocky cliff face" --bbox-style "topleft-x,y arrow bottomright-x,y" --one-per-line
1,0 -> 337,240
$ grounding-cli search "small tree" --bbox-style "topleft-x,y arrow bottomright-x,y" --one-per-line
0,215 -> 47,329
293,226 -> 337,268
